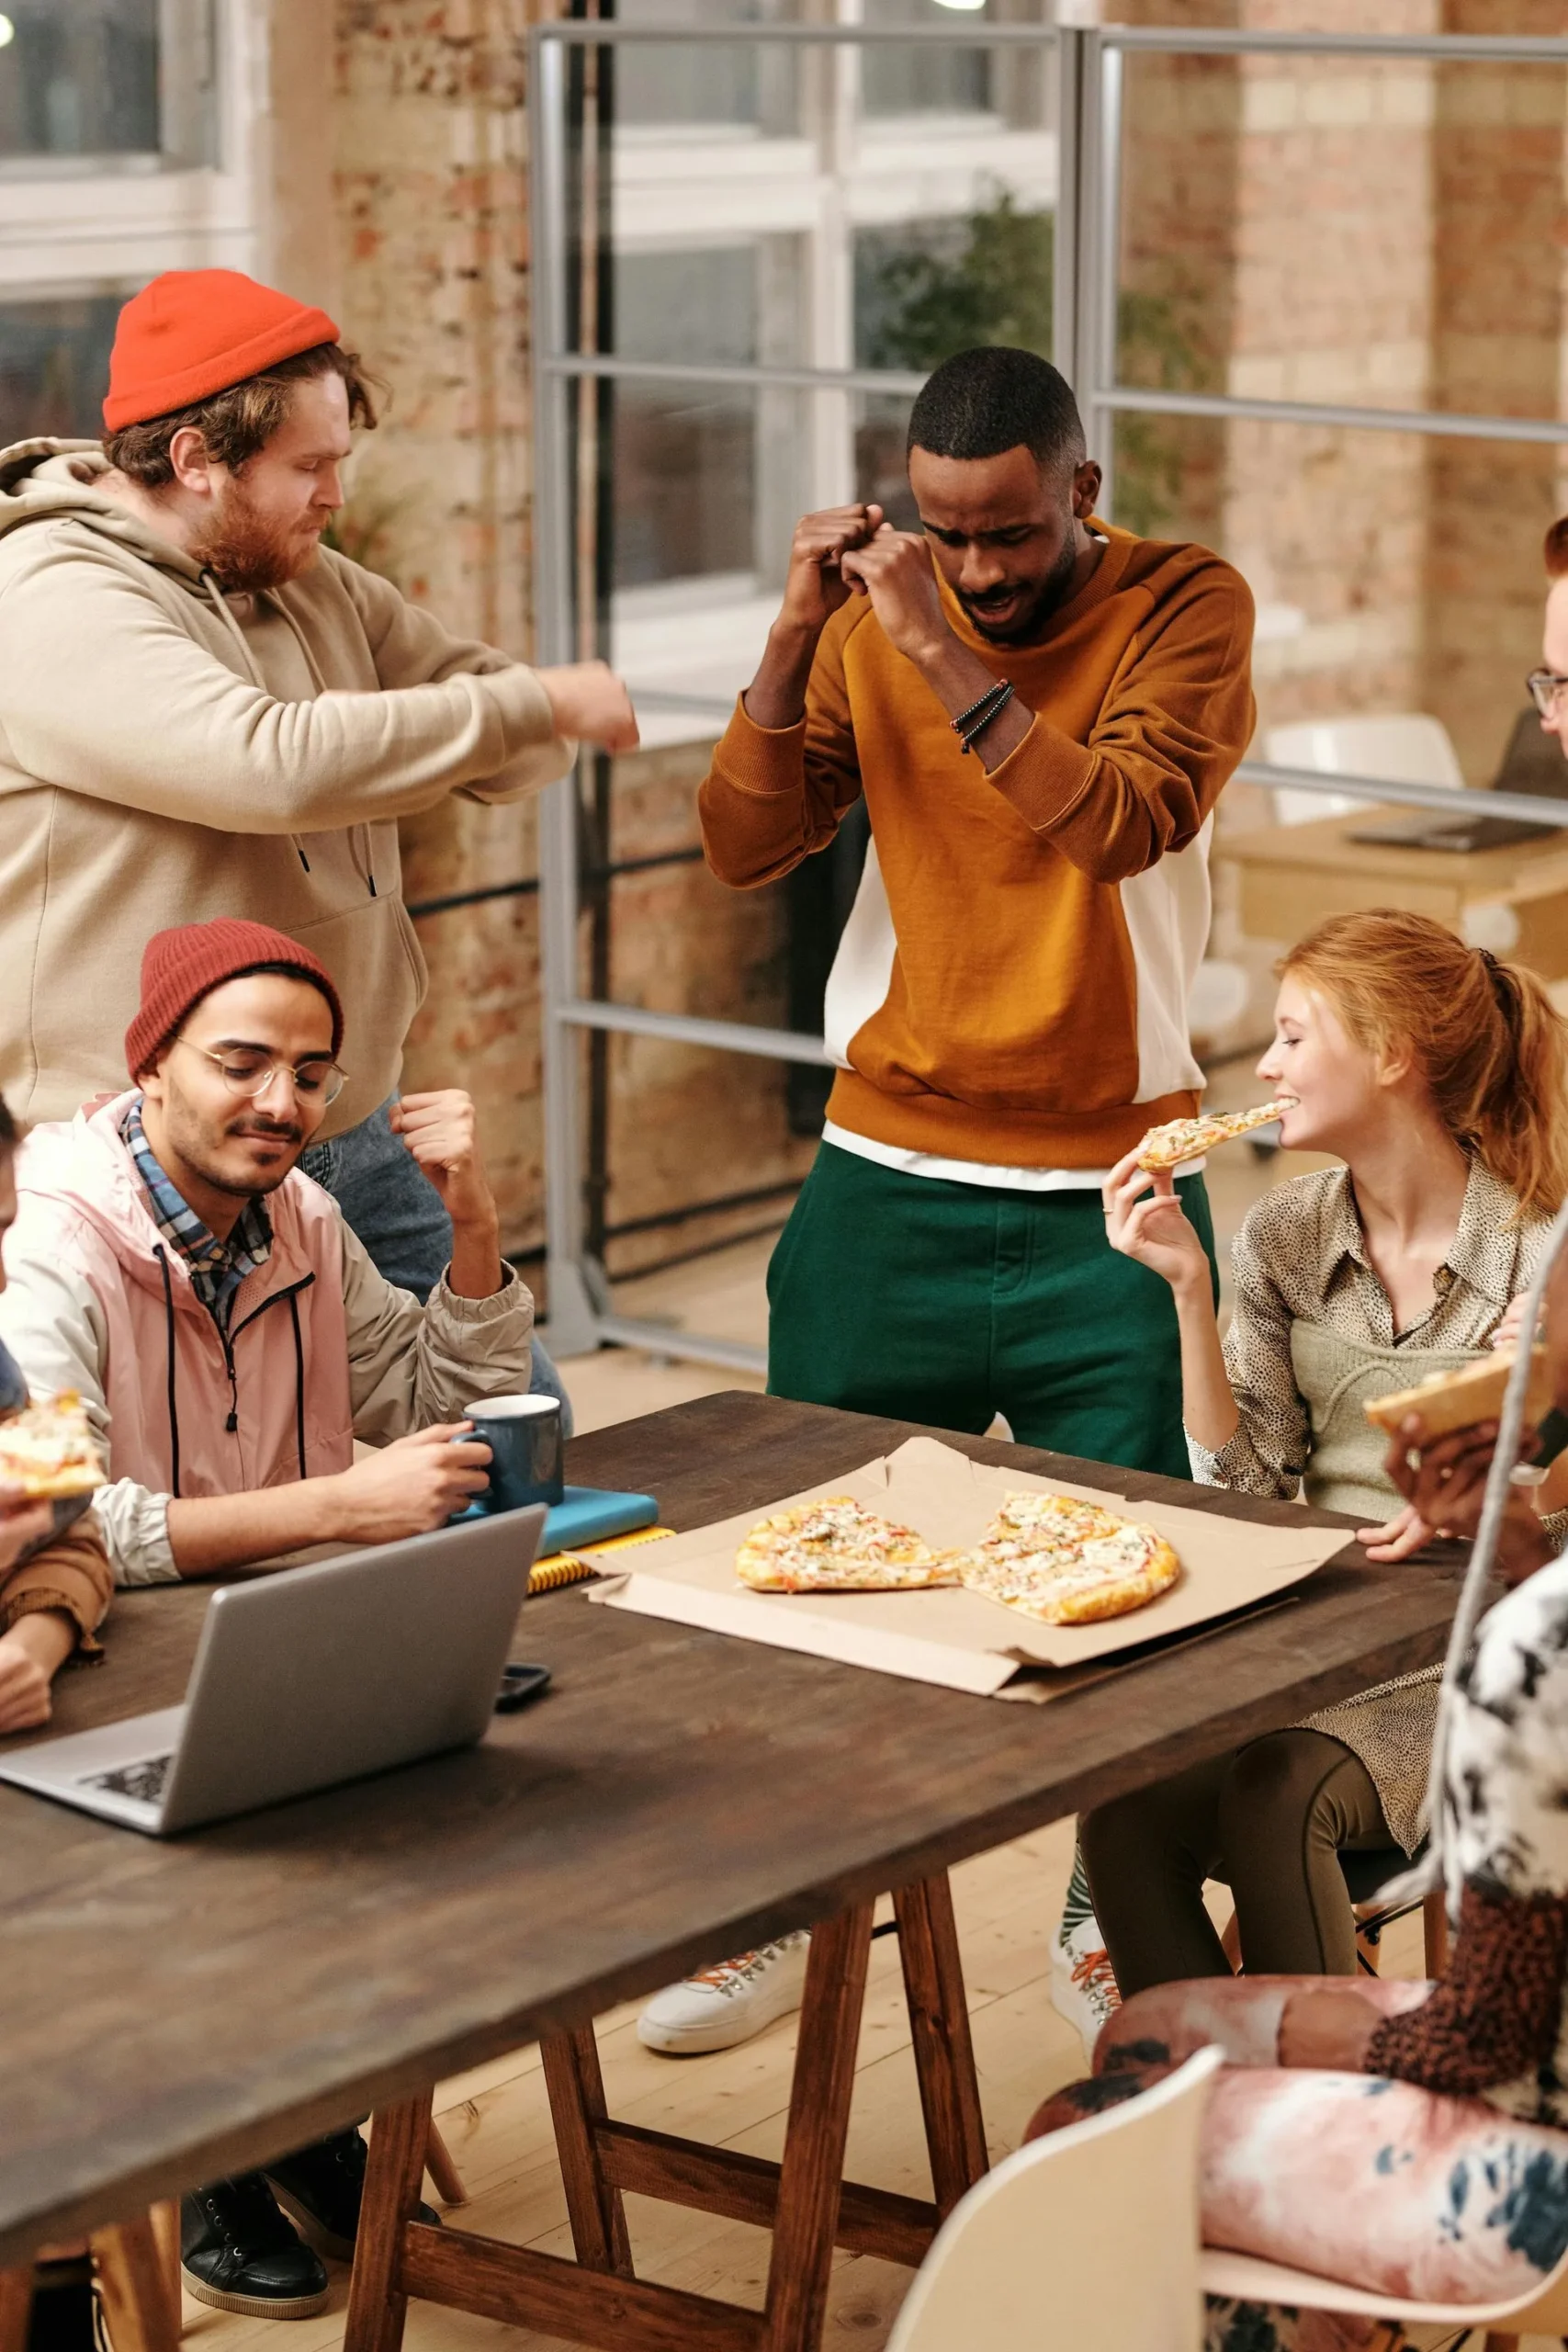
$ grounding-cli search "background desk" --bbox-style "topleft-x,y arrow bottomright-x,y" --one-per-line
1217,807 -> 1568,976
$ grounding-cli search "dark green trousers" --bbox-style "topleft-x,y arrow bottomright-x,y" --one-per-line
767,1142 -> 1217,1480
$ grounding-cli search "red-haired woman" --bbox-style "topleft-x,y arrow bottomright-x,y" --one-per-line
1089,910 -> 1568,1992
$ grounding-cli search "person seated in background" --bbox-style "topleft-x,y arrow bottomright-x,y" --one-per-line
1025,1248 -> 1568,2352
0,917 -> 530,1589
0,916 -> 533,2324
0,1095 -> 112,1733
1084,909 -> 1568,2002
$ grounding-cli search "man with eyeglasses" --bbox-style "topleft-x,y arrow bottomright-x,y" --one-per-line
0,919 -> 530,1595
0,919 -> 536,2315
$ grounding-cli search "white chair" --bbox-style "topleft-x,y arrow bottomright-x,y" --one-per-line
885,2046 -> 1223,2352
1264,714 -> 1466,828
1202,2238 -> 1568,2349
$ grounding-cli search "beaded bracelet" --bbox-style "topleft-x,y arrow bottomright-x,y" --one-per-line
949,680 -> 1010,736
958,680 -> 1015,753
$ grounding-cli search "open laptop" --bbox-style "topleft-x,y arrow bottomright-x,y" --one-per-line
0,1506 -> 545,1836
1349,709 -> 1568,854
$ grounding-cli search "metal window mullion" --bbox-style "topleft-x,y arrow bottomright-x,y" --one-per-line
1052,26 -> 1085,391
1080,28 -> 1121,517
1096,384 -> 1568,448
1101,27 -> 1568,64
531,36 -> 602,1359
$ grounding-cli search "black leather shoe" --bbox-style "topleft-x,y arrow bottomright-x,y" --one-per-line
180,2176 -> 329,2318
26,2257 -> 95,2352
265,2128 -> 439,2262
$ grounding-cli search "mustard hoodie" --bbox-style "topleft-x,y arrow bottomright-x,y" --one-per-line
0,439 -> 575,1137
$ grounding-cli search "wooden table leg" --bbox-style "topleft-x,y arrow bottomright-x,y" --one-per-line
344,2092 -> 433,2352
760,1903 -> 874,2352
0,2267 -> 32,2352
424,2120 -> 468,2206
541,2025 -> 634,2276
892,1875 -> 987,2216
149,2201 -> 181,2337
92,2216 -> 179,2352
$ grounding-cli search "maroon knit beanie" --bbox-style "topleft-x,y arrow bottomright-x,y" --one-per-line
124,920 -> 345,1081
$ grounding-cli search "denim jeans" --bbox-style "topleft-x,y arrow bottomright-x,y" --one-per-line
300,1096 -> 570,1430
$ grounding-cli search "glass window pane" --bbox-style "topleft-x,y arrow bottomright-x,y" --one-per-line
614,0 -> 799,132
0,290 -> 122,439
1112,411 -> 1562,802
0,0 -> 214,168
0,0 -> 158,161
861,0 -> 991,119
854,194 -> 1054,373
1115,50 -> 1568,426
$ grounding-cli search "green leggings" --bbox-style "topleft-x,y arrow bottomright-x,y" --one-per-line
1079,1731 -> 1393,1994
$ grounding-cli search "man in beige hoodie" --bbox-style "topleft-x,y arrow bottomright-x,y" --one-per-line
0,267 -> 635,1416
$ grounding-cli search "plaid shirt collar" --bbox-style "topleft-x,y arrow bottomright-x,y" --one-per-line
124,1094 -> 272,1332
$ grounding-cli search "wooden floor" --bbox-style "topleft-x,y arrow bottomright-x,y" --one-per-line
176,1824 -> 1466,2352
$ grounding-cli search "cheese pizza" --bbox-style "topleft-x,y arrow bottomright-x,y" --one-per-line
1134,1099 -> 1292,1172
0,1393 -> 104,1499
957,1490 -> 1179,1626
736,1497 -> 961,1593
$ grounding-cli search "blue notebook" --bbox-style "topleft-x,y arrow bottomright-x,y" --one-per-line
541,1486 -> 659,1553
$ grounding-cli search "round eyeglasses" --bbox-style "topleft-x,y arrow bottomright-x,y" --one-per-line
1526,669 -> 1568,718
176,1039 -> 347,1106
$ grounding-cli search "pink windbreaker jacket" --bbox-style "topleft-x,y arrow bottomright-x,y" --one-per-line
0,1092 -> 535,1583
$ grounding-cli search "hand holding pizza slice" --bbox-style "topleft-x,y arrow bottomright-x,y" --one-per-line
1134,1098 -> 1293,1172
0,1393 -> 105,1500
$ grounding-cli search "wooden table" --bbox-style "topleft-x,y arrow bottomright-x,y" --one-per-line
0,1392 -> 1471,2350
1216,804 -> 1568,976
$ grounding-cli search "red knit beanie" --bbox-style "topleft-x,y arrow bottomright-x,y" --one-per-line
104,270 -> 341,434
125,921 -> 345,1081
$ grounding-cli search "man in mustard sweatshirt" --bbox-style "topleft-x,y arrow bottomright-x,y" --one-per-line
665,346 -> 1255,2070
0,268 -> 638,1417
701,345 -> 1254,1474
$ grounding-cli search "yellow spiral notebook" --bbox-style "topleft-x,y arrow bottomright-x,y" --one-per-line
528,1523 -> 674,1594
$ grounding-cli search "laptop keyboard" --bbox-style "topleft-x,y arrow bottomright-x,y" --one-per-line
80,1753 -> 173,1805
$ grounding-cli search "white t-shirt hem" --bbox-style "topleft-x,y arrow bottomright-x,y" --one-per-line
819,1121 -> 1204,1191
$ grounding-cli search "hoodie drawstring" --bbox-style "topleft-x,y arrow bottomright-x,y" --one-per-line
153,1246 -> 182,1499
265,588 -> 378,899
202,568 -> 379,891
288,1291 -> 307,1481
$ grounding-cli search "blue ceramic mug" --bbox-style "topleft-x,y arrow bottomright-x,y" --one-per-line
462,1393 -> 565,1514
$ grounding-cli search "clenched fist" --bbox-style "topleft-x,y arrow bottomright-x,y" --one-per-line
776,503 -> 887,635
839,525 -> 952,664
537,662 -> 640,753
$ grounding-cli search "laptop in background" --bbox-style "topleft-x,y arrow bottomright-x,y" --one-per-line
0,1506 -> 544,1835
1348,709 -> 1568,854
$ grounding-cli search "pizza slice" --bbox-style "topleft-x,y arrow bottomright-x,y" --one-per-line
0,1392 -> 105,1499
957,1490 -> 1179,1626
737,1496 -> 961,1593
1134,1098 -> 1293,1172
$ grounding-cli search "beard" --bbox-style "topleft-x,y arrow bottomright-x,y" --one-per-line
957,524 -> 1082,646
164,1098 -> 305,1201
191,478 -> 323,594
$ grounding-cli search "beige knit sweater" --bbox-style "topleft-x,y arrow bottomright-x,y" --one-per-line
0,440 -> 574,1137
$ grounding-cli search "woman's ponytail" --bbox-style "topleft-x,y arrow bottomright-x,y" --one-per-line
1469,952 -> 1568,1217
1282,910 -> 1568,1220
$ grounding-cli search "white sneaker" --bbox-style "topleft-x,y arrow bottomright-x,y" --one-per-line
637,1932 -> 811,2055
1050,1914 -> 1122,2066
